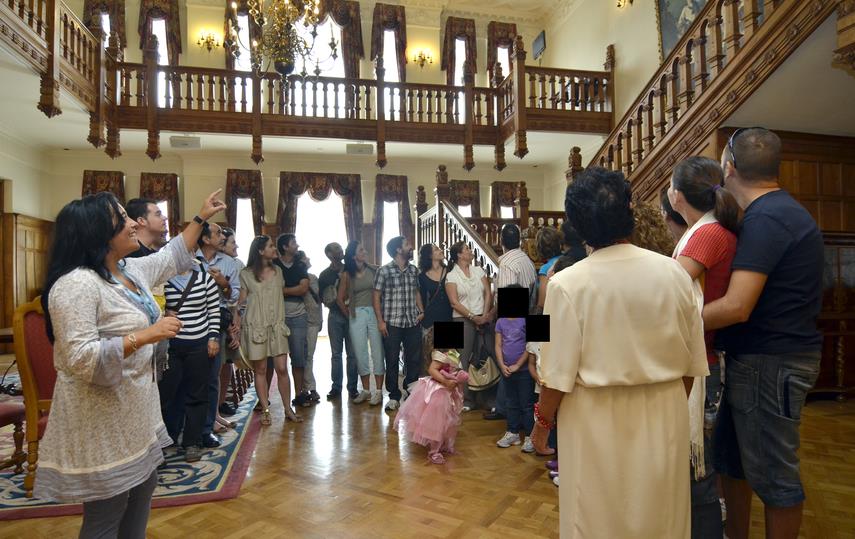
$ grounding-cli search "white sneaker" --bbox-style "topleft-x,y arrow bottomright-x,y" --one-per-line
352,390 -> 370,404
461,405 -> 472,413
521,438 -> 535,453
369,391 -> 383,406
496,432 -> 521,448
384,399 -> 400,411
552,476 -> 559,487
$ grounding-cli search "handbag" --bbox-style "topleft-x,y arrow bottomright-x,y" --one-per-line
468,325 -> 500,391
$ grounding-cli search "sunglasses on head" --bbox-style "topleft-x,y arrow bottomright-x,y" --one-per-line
726,126 -> 766,172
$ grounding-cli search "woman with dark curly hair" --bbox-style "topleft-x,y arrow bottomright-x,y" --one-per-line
631,200 -> 678,256
534,227 -> 563,314
531,167 -> 708,538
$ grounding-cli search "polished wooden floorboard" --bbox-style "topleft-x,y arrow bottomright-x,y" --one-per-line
2,341 -> 854,538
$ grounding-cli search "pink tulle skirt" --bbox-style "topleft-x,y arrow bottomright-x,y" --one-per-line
393,376 -> 464,452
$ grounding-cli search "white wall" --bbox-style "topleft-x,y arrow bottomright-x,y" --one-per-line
0,131 -> 53,220
42,149 -> 550,225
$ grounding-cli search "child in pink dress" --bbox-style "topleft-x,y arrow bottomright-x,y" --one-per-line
393,349 -> 470,464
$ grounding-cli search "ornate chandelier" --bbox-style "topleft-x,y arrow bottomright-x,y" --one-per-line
226,0 -> 339,78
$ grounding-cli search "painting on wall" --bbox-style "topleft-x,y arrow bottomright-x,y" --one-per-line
655,0 -> 708,60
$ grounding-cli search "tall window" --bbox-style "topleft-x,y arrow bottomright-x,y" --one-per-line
234,198 -> 255,264
500,205 -> 514,219
151,19 -> 170,108
292,18 -> 345,117
156,200 -> 171,241
452,38 -> 467,124
295,191 -> 348,337
100,13 -> 110,45
380,201 -> 400,265
496,46 -> 510,81
382,29 -> 400,120
457,205 -> 472,218
234,13 -> 253,111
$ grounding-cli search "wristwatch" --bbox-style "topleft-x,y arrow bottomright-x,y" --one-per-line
193,215 -> 206,225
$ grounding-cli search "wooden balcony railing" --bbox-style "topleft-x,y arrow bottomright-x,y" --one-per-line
589,0 -> 837,201
526,67 -> 612,113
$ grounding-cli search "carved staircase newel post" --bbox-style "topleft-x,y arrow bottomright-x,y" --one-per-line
105,33 -> 122,159
251,72 -> 263,164
88,26 -> 107,148
516,181 -> 529,233
463,60 -> 475,171
604,44 -> 616,129
37,0 -> 61,118
144,36 -> 161,161
834,0 -> 855,75
435,165 -> 449,248
375,56 -> 387,168
493,63 -> 507,171
415,185 -> 427,248
511,35 -> 528,159
565,146 -> 583,184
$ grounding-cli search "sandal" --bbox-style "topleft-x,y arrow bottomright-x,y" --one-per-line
216,416 -> 237,429
261,409 -> 271,426
285,408 -> 304,423
213,423 -> 228,434
429,452 -> 446,465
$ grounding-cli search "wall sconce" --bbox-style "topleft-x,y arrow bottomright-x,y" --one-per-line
616,0 -> 633,6
413,50 -> 433,69
197,32 -> 221,53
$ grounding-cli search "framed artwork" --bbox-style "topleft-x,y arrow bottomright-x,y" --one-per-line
655,0 -> 708,60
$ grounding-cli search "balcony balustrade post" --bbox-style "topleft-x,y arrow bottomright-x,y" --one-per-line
463,59 -> 475,171
251,72 -> 263,164
37,0 -> 61,117
143,35 -> 160,160
435,165 -> 449,248
375,55 -> 387,168
516,181 -> 529,233
511,35 -> 528,159
105,32 -> 121,158
492,63 -> 507,171
87,25 -> 106,148
604,44 -> 616,128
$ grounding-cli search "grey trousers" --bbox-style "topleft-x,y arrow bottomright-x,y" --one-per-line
79,469 -> 158,539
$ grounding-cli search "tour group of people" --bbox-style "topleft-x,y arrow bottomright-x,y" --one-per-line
32,127 -> 822,539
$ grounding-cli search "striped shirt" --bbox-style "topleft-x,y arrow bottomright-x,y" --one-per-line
496,249 -> 538,312
374,261 -> 420,328
165,269 -> 221,341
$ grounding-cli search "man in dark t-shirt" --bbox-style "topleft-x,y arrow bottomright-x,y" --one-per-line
703,128 -> 823,539
318,242 -> 358,400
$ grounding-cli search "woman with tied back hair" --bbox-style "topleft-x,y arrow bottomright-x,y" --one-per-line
668,156 -> 738,538
531,167 -> 707,538
661,186 -> 689,242
37,190 -> 225,538
233,235 -> 302,425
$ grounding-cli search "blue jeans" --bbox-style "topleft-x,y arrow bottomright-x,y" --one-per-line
286,313 -> 308,368
328,308 -> 358,395
504,369 -> 535,434
383,324 -> 421,401
349,307 -> 385,377
714,351 -> 820,507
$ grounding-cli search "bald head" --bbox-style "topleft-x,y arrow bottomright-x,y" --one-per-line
723,128 -> 781,182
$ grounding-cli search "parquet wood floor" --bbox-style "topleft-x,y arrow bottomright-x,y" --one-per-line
1,342 -> 854,538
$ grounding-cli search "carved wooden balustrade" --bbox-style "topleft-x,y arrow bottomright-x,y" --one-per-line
0,6 -> 614,167
589,0 -> 839,201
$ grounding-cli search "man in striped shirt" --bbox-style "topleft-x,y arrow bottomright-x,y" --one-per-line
160,265 -> 222,462
485,224 -> 537,421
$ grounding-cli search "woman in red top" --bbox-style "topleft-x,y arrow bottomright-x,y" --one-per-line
668,155 -> 739,539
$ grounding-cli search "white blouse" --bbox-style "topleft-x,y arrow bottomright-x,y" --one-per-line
446,264 -> 486,317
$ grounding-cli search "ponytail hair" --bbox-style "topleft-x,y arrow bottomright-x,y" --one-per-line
672,156 -> 740,234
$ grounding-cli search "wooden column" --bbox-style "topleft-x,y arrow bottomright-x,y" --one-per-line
105,33 -> 122,159
516,181 -> 529,232
493,63 -> 507,171
604,44 -> 616,129
742,0 -> 761,41
565,146 -> 583,184
88,27 -> 107,148
37,0 -> 61,118
144,36 -> 161,161
435,165 -> 449,248
251,73 -> 263,164
834,0 -> 855,75
375,56 -> 387,168
462,60 -> 475,171
414,185 -> 427,248
511,35 -> 528,159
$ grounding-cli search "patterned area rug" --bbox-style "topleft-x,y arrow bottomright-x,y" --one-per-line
0,376 -> 260,521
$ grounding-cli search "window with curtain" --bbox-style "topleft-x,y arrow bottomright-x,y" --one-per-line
452,37 -> 467,124
151,18 -> 170,108
497,47 -> 510,80
500,205 -> 514,219
233,13 -> 253,111
382,28 -> 400,120
292,17 -> 346,117
226,169 -> 265,236
100,13 -> 110,45
380,201 -> 400,265
234,198 -> 255,263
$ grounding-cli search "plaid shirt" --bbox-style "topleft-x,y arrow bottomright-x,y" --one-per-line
374,261 -> 420,328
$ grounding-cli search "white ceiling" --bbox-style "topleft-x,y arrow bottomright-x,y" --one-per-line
726,15 -> 855,137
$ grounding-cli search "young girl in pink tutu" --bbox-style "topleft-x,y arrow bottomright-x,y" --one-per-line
393,348 -> 470,464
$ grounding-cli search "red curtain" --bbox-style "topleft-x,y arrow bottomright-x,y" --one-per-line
82,170 -> 126,204
139,173 -> 180,237
373,174 -> 413,262
370,3 -> 407,82
441,17 -> 476,86
226,169 -> 266,235
449,179 -> 481,217
138,0 -> 181,65
276,172 -> 363,243
487,21 -> 517,84
83,0 -> 127,48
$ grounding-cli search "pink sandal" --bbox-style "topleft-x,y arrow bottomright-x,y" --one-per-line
429,452 -> 446,465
